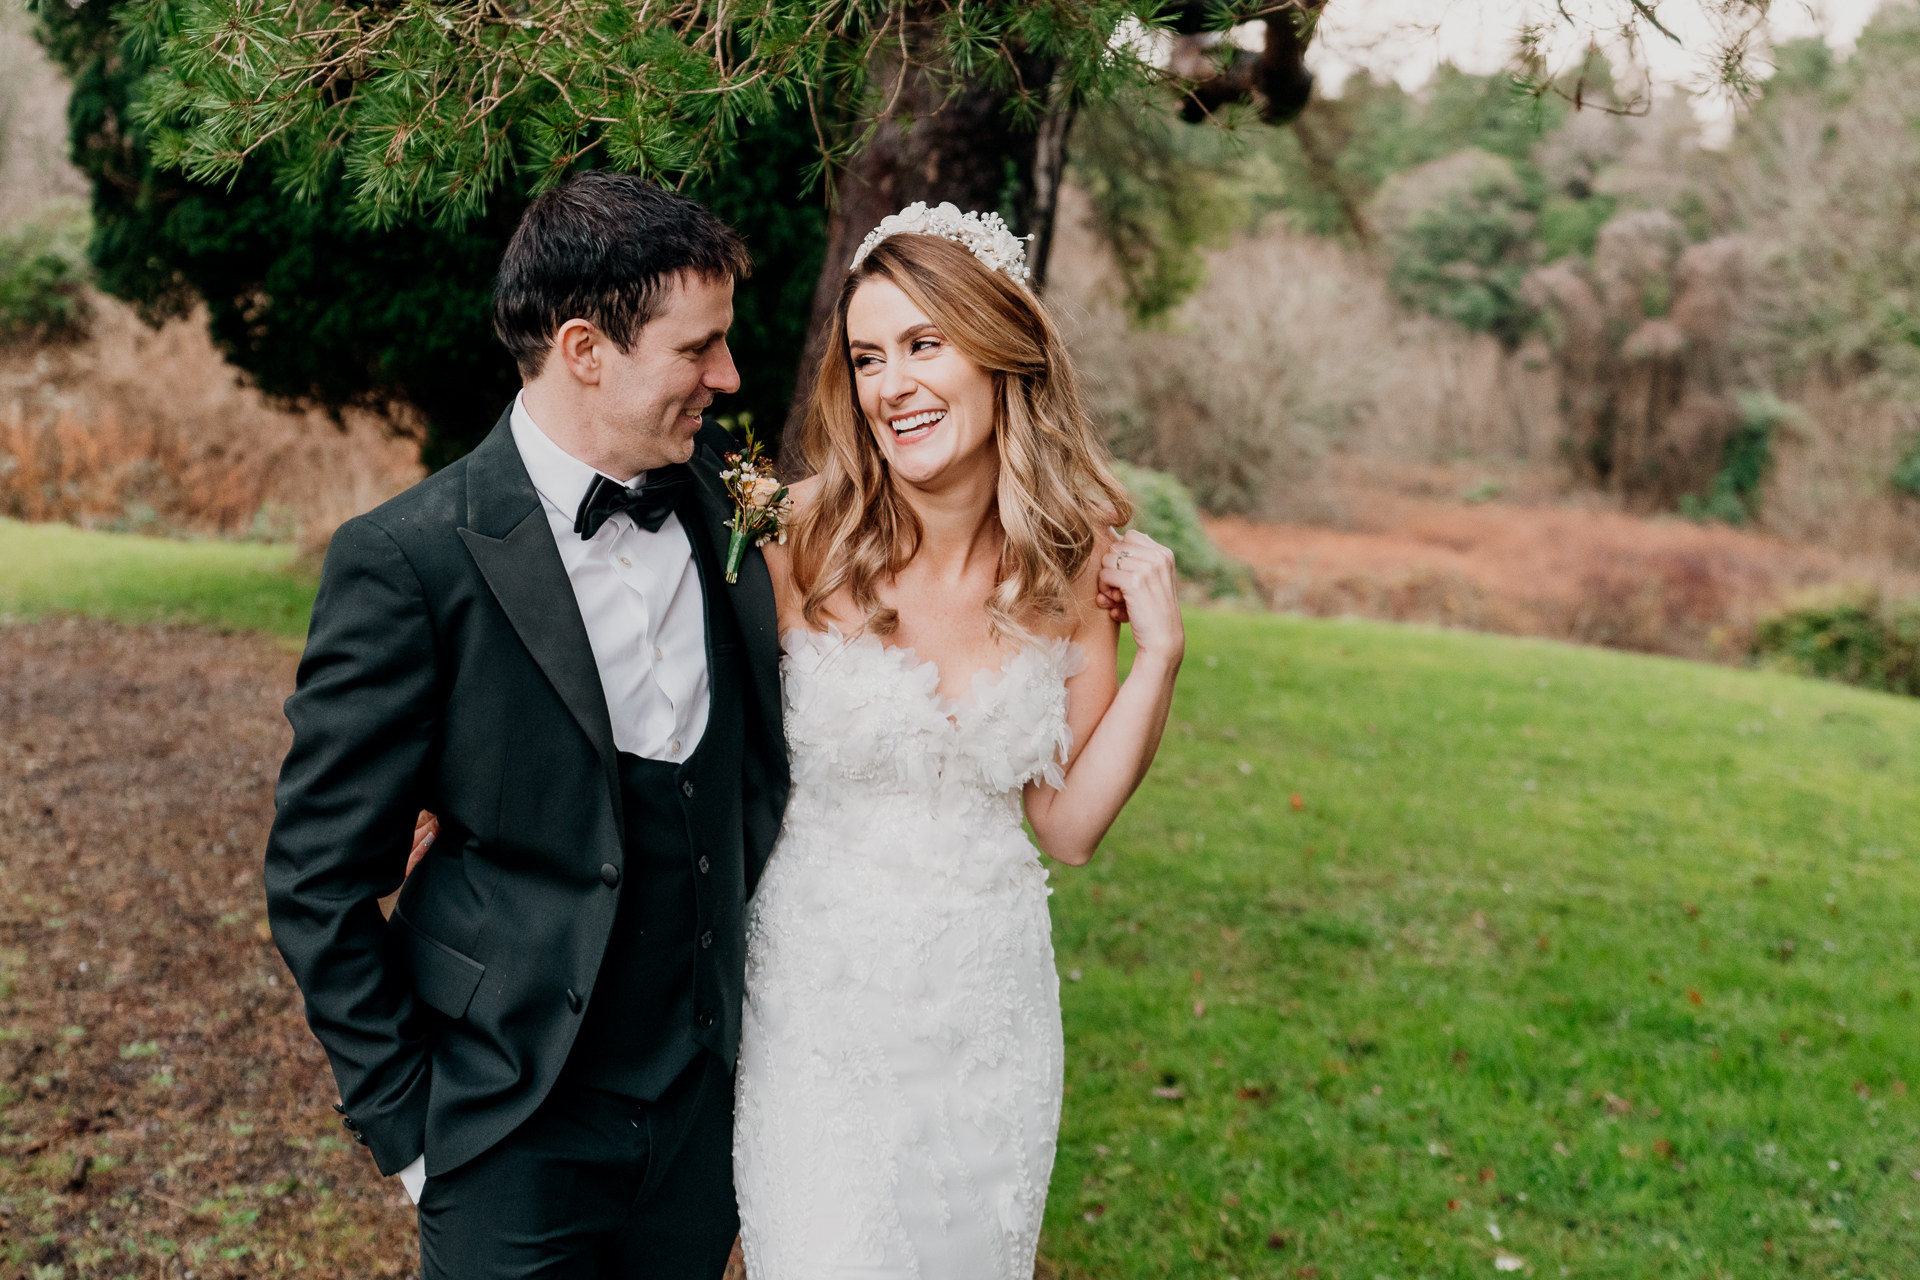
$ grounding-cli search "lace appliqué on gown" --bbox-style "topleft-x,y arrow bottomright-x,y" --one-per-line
734,627 -> 1086,1280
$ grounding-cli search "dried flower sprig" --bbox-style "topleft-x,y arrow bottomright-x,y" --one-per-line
718,418 -> 791,585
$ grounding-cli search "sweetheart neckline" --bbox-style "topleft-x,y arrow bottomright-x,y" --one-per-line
779,625 -> 1076,711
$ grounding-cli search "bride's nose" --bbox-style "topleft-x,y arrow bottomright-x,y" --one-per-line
878,356 -> 917,404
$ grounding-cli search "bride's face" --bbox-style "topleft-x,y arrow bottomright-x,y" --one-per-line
845,278 -> 997,489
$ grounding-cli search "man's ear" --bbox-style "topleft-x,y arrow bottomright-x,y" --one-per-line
553,318 -> 601,387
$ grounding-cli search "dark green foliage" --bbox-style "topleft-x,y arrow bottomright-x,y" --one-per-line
1893,436 -> 1920,500
31,0 -> 826,466
1752,589 -> 1920,697
1069,94 -> 1254,323
1387,166 -> 1540,348
1680,391 -> 1792,526
0,207 -> 91,343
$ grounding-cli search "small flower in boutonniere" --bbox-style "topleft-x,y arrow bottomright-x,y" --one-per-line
718,418 -> 792,584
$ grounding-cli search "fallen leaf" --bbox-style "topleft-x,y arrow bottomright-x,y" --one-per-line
1478,1167 -> 1495,1183
1082,1203 -> 1105,1222
1152,1086 -> 1185,1100
1290,794 -> 1305,810
1652,1138 -> 1674,1158
1494,1253 -> 1526,1272
1265,1232 -> 1291,1251
1447,1198 -> 1462,1211
1687,989 -> 1703,1005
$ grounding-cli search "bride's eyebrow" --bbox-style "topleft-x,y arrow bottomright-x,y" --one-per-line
848,321 -> 937,354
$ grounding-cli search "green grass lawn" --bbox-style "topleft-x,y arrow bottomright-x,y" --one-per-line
1046,616 -> 1920,1279
4,520 -> 1915,1277
0,517 -> 316,640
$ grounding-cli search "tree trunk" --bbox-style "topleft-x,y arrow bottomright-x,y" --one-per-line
778,13 -> 1071,470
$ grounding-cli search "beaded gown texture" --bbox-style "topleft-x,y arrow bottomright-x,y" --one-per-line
734,626 -> 1085,1279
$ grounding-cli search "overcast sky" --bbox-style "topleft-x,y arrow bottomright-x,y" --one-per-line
1288,0 -> 1890,140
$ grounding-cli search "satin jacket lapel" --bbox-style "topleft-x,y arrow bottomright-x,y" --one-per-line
689,437 -> 783,733
456,415 -> 623,831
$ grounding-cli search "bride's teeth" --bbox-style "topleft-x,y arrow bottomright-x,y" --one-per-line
893,411 -> 944,434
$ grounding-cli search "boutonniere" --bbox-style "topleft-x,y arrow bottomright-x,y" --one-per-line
718,419 -> 792,584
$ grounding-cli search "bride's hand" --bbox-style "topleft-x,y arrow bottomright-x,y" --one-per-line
407,810 -> 439,878
1097,530 -> 1184,663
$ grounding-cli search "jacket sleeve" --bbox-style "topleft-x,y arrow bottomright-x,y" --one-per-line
264,516 -> 441,1175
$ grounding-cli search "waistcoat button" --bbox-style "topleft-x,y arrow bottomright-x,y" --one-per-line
699,930 -> 714,949
696,855 -> 710,874
599,863 -> 619,888
566,988 -> 582,1014
696,1012 -> 715,1030
681,780 -> 696,798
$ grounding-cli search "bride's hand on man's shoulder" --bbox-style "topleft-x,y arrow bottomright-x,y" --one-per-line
1095,530 -> 1183,664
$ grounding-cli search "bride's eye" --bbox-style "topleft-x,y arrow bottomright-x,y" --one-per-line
910,337 -> 941,355
851,353 -> 881,371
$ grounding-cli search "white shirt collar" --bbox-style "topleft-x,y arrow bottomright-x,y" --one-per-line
509,390 -> 642,520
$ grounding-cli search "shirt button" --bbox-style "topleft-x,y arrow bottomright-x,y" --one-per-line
699,930 -> 714,949
670,739 -> 681,756
600,863 -> 620,888
681,780 -> 695,798
696,856 -> 710,874
653,645 -> 664,661
619,556 -> 632,568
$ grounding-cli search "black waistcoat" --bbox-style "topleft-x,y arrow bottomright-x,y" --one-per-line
560,496 -> 749,1100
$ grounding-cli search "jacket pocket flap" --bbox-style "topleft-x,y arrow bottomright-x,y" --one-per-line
392,912 -> 485,1020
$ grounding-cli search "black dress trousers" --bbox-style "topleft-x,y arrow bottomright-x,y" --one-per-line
415,1050 -> 737,1280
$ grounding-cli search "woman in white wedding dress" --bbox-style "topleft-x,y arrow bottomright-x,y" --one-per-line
733,208 -> 1185,1280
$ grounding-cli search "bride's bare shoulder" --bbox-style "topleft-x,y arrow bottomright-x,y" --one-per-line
784,473 -> 824,518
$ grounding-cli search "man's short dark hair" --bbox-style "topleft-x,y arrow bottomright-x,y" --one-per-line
494,171 -> 752,380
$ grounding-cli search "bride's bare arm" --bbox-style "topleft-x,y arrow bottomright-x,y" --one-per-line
1023,529 -> 1184,866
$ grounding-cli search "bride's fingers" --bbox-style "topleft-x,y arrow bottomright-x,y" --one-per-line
406,810 -> 439,878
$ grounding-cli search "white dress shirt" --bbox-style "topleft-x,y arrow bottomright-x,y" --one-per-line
396,393 -> 712,1204
510,390 -> 710,760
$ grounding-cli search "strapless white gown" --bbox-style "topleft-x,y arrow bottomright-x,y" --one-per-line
734,627 -> 1085,1279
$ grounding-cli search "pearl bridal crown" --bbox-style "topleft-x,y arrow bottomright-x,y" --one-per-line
848,201 -> 1033,285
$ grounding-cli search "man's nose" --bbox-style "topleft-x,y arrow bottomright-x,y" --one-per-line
708,342 -> 742,395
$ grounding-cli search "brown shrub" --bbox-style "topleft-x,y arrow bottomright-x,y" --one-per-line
0,290 -> 424,560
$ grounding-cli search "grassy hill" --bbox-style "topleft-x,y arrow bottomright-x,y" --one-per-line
1050,615 -> 1920,1278
2,520 -> 1915,1277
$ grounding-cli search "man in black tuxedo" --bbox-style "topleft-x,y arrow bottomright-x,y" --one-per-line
265,172 -> 788,1278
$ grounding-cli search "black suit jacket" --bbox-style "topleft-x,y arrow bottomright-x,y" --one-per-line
264,410 -> 789,1178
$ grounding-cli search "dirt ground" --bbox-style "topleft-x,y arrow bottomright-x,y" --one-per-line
1207,459 -> 1920,663
0,618 -> 418,1278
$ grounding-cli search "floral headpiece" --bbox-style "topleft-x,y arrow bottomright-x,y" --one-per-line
848,201 -> 1032,285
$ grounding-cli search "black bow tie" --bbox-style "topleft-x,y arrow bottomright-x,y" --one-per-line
573,466 -> 691,540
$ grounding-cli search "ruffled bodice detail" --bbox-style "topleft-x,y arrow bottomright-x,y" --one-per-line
773,626 -> 1085,894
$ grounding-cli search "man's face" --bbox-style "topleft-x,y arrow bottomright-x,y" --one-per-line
598,270 -> 740,470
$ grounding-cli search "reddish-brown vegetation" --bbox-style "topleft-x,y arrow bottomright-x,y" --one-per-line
1208,464 -> 1920,663
1,294 -> 422,562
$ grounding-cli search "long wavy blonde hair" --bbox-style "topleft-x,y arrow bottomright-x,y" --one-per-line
789,233 -> 1134,640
